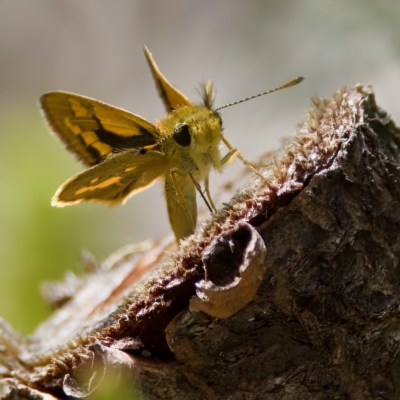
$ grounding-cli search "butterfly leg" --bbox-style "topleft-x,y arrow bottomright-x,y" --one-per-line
220,136 -> 266,181
165,168 -> 197,241
187,173 -> 214,213
204,175 -> 217,213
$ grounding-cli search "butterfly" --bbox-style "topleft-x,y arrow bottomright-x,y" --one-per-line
40,46 -> 303,242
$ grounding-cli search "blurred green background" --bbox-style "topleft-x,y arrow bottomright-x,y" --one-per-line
1,1 -> 400,334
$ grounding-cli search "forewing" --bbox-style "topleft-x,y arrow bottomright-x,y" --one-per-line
143,45 -> 193,113
52,149 -> 166,207
40,92 -> 161,167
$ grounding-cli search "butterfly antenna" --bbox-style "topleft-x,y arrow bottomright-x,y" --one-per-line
215,76 -> 304,111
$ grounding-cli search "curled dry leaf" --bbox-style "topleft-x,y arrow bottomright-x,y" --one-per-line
63,342 -> 138,398
189,223 -> 266,319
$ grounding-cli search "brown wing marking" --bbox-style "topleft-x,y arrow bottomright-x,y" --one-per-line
52,149 -> 166,206
143,45 -> 193,113
40,92 -> 160,167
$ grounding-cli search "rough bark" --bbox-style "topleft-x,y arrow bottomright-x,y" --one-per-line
2,84 -> 400,399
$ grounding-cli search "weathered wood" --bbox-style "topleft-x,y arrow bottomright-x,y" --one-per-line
2,85 -> 400,399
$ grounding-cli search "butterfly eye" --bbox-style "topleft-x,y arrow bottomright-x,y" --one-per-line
173,123 -> 191,147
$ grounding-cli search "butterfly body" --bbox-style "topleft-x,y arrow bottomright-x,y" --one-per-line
41,48 -> 226,241
41,46 -> 303,242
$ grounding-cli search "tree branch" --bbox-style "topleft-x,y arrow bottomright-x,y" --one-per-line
2,84 -> 400,399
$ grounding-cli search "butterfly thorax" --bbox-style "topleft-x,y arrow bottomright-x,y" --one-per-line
158,105 -> 223,181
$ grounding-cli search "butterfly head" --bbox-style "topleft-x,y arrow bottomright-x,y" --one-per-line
166,105 -> 221,150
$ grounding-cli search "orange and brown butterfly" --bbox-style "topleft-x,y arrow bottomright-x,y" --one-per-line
40,46 -> 303,242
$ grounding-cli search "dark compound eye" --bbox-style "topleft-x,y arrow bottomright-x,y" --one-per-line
173,123 -> 191,147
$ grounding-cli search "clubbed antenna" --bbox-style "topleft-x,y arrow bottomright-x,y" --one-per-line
215,76 -> 304,111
